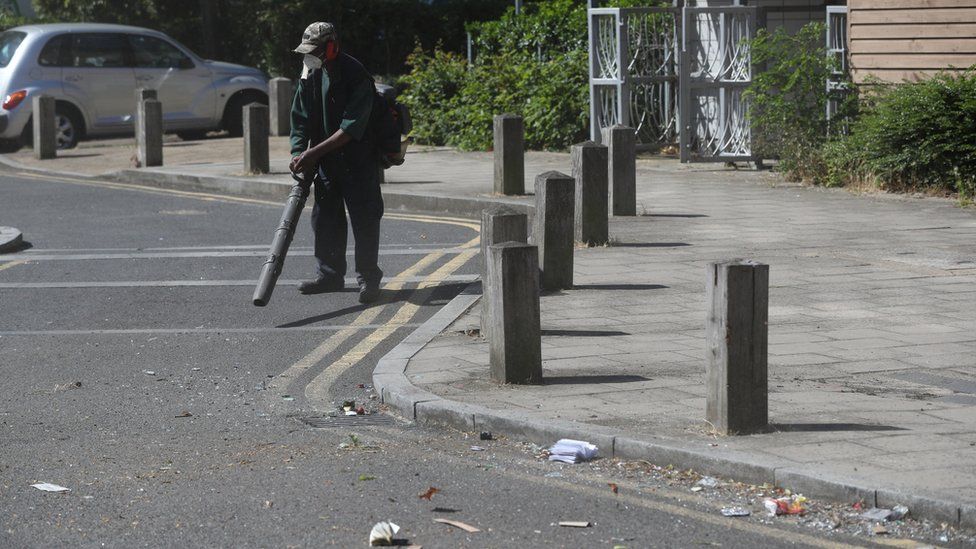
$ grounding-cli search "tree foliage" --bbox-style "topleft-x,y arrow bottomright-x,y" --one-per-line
28,0 -> 507,77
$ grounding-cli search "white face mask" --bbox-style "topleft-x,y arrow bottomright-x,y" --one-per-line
303,54 -> 323,71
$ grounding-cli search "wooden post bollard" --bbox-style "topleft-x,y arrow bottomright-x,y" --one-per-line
32,95 -> 56,160
137,98 -> 163,167
706,260 -> 769,435
571,141 -> 609,246
480,206 -> 527,334
602,125 -> 637,216
486,242 -> 542,384
244,103 -> 269,174
268,78 -> 293,137
534,171 -> 575,291
493,113 -> 524,195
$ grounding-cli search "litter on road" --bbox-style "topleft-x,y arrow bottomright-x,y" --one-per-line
763,495 -> 806,516
479,432 -> 493,441
721,507 -> 751,517
558,521 -> 592,528
369,521 -> 400,546
434,518 -> 481,533
469,446 -> 485,452
31,483 -> 70,493
548,439 -> 598,464
418,487 -> 440,501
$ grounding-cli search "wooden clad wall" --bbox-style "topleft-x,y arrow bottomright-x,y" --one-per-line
849,0 -> 976,83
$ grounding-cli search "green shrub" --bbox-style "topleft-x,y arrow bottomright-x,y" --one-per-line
401,0 -> 655,151
835,69 -> 976,192
746,23 -> 850,182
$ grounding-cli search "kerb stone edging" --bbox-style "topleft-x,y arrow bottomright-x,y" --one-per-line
3,152 -> 972,528
374,283 -> 974,529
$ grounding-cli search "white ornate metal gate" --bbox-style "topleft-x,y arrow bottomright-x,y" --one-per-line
679,5 -> 759,162
588,3 -> 760,163
588,6 -> 681,150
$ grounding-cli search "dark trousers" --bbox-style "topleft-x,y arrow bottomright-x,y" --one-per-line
310,165 -> 384,286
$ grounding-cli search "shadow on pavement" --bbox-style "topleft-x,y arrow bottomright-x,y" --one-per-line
641,213 -> 709,218
610,242 -> 691,248
768,423 -> 906,433
543,375 -> 652,385
541,329 -> 630,337
572,283 -> 668,291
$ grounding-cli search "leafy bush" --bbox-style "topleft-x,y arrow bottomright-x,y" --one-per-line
746,23 -> 850,182
828,69 -> 976,193
402,0 -> 654,151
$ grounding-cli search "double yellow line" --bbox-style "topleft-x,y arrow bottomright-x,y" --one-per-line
7,171 -> 482,410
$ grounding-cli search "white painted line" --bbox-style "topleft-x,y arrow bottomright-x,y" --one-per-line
11,247 -> 472,261
0,324 -> 424,337
0,274 -> 479,289
21,243 -> 462,253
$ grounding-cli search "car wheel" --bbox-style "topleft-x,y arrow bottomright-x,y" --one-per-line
54,108 -> 81,150
176,130 -> 209,141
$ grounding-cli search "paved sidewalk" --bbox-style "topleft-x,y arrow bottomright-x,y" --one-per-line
4,136 -> 976,527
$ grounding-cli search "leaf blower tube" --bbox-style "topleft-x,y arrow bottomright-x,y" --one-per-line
252,172 -> 312,307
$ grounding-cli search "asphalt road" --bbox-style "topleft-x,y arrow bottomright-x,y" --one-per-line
0,169 -> 928,548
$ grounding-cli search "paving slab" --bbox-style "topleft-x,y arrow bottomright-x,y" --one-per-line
5,135 -> 976,526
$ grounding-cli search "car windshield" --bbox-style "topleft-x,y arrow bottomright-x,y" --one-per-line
0,31 -> 26,67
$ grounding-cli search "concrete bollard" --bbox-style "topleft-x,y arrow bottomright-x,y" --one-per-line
480,206 -> 528,334
268,78 -> 293,137
134,89 -> 157,160
493,113 -> 525,195
571,141 -> 609,246
602,125 -> 637,216
243,103 -> 270,174
137,98 -> 163,167
32,95 -> 56,160
486,241 -> 542,384
534,171 -> 575,291
705,260 -> 769,435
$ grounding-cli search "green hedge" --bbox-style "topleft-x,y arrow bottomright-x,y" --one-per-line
401,0 -> 656,151
825,69 -> 976,195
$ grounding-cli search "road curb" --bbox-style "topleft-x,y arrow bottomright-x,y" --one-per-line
374,284 -> 975,529
4,152 -> 972,529
0,226 -> 23,253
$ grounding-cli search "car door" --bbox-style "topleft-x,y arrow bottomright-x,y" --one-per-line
127,34 -> 215,129
61,33 -> 137,130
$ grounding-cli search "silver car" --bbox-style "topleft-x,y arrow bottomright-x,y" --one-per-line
0,23 -> 269,149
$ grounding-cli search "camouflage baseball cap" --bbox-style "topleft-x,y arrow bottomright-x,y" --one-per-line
294,22 -> 337,54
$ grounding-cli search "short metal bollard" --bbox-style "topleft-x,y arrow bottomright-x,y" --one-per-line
493,113 -> 525,195
571,141 -> 609,246
486,241 -> 542,384
137,98 -> 163,167
244,103 -> 270,174
534,171 -> 575,291
480,206 -> 527,334
32,95 -> 56,160
705,260 -> 769,435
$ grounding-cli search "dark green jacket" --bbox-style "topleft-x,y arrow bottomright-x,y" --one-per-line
290,53 -> 376,179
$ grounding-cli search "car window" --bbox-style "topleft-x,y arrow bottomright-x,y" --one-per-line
38,34 -> 69,67
128,35 -> 193,69
0,31 -> 26,68
70,33 -> 130,68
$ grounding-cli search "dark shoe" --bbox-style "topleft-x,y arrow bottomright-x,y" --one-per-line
358,283 -> 380,304
298,276 -> 344,295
